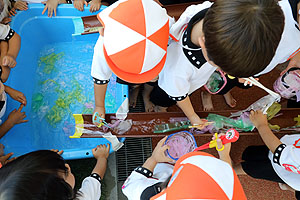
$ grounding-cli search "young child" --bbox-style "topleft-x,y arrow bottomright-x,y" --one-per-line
234,110 -> 300,199
0,143 -> 110,200
200,0 -> 300,111
91,0 -> 172,125
122,136 -> 246,200
149,0 -> 300,125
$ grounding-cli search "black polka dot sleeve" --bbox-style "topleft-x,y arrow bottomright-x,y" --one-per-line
169,94 -> 188,101
273,143 -> 287,166
134,166 -> 153,178
90,173 -> 102,184
3,29 -> 15,41
93,77 -> 110,85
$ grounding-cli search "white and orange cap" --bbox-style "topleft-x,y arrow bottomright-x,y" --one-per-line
151,151 -> 247,200
97,0 -> 169,83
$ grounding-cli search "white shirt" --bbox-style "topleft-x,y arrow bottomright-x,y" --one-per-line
257,0 -> 300,76
0,92 -> 7,125
0,24 -> 12,40
122,163 -> 174,200
77,176 -> 102,200
158,2 -> 216,98
269,134 -> 300,191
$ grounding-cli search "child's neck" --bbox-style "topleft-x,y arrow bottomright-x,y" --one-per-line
190,20 -> 204,47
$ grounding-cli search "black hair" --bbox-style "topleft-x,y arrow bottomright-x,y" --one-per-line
203,0 -> 284,77
0,150 -> 75,200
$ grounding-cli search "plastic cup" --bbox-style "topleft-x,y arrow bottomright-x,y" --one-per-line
164,131 -> 197,161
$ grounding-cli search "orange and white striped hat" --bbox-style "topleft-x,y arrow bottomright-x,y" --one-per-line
97,0 -> 170,83
151,151 -> 246,200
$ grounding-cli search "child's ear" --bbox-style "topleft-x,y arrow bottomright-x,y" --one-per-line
198,36 -> 205,49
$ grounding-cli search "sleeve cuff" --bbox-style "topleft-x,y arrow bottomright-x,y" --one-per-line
93,77 -> 110,85
90,173 -> 102,184
134,166 -> 153,178
273,143 -> 287,166
3,29 -> 15,41
168,94 -> 188,101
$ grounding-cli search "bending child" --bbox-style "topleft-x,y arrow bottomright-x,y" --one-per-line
200,0 -> 300,111
0,143 -> 110,200
122,135 -> 246,200
234,110 -> 300,200
91,0 -> 173,125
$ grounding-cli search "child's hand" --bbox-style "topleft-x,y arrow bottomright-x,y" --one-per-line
0,152 -> 16,165
151,136 -> 174,163
249,110 -> 268,129
212,133 -> 231,157
2,55 -> 16,68
281,51 -> 300,76
50,149 -> 64,155
14,1 -> 28,10
92,144 -> 110,160
89,0 -> 101,13
7,104 -> 28,125
9,8 -> 17,16
42,0 -> 59,17
93,106 -> 105,126
6,87 -> 27,105
73,0 -> 88,11
1,17 -> 11,24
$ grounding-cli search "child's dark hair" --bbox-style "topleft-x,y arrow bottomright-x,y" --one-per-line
0,150 -> 75,200
203,0 -> 284,77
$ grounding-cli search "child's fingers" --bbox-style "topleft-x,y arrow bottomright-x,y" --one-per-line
17,104 -> 24,112
42,6 -> 47,15
158,136 -> 168,146
2,152 -> 13,162
54,8 -> 56,16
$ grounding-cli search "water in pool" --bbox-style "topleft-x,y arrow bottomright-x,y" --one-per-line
31,40 -> 118,149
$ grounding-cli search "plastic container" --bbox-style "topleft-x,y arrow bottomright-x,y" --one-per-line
2,4 -> 127,160
164,131 -> 197,161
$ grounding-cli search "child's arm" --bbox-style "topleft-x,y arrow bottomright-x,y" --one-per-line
0,104 -> 28,138
250,110 -> 282,153
93,83 -> 107,126
2,32 -> 21,68
92,143 -> 110,179
176,97 -> 204,125
214,134 -> 232,166
142,136 -> 174,172
4,85 -> 27,105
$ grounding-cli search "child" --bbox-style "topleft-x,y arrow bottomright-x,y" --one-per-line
122,136 -> 246,200
91,0 -> 171,125
200,0 -> 300,110
234,110 -> 300,199
149,0 -> 300,125
0,143 -> 110,200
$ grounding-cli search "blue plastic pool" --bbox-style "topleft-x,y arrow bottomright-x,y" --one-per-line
1,4 -> 127,159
